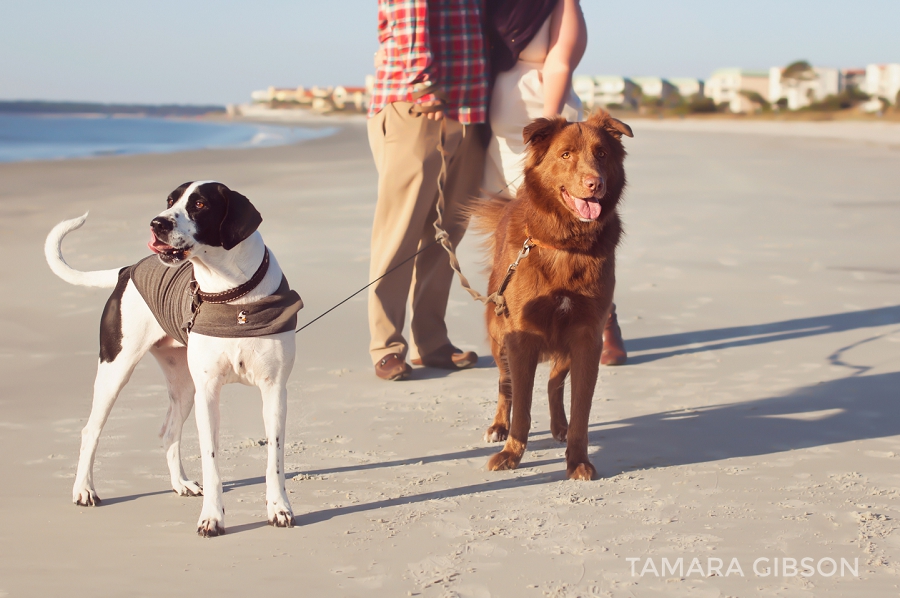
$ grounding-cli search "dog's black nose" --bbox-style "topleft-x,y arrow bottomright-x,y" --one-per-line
150,217 -> 174,233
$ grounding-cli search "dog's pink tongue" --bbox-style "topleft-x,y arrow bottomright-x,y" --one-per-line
147,231 -> 174,254
573,197 -> 602,220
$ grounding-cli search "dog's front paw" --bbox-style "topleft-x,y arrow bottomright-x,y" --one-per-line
268,507 -> 295,528
173,479 -> 203,497
566,461 -> 597,481
197,513 -> 225,538
487,450 -> 521,471
267,496 -> 294,528
73,486 -> 101,506
484,424 -> 509,443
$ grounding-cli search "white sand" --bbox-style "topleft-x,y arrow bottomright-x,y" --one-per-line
0,119 -> 898,596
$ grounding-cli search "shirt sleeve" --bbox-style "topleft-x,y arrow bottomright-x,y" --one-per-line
384,0 -> 438,101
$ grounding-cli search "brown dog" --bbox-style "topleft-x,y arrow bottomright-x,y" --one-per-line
474,110 -> 633,480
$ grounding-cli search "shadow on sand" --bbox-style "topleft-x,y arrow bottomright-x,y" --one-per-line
625,305 -> 900,365
104,306 -> 899,531
406,355 -> 496,381
229,370 -> 899,528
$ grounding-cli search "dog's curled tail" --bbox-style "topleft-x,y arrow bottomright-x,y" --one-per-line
45,213 -> 121,288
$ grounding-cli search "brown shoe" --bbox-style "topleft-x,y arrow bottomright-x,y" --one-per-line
375,353 -> 411,381
411,344 -> 478,370
601,305 -> 627,366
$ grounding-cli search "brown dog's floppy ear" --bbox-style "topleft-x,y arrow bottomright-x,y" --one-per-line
218,184 -> 262,250
523,117 -> 566,162
588,110 -> 634,140
604,117 -> 633,140
523,116 -> 566,146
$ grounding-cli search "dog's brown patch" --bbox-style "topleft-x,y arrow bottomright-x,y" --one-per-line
473,110 -> 633,479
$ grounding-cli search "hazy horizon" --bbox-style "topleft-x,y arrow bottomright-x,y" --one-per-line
2,0 -> 898,105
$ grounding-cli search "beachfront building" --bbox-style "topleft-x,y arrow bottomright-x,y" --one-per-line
864,63 -> 900,105
768,65 -> 840,110
573,75 -> 639,110
250,86 -> 313,105
668,77 -> 704,99
250,84 -> 370,113
705,68 -> 770,113
841,68 -> 867,92
309,86 -> 336,112
631,76 -> 677,103
332,86 -> 368,111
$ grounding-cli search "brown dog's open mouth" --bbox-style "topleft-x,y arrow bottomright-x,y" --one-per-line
148,231 -> 191,263
562,189 -> 602,221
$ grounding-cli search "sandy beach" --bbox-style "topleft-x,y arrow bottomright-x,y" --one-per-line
1,118 -> 899,597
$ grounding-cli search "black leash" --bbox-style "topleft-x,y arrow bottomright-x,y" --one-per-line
295,239 -> 438,334
295,120 -> 523,335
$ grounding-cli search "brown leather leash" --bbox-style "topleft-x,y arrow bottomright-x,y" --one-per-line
432,117 -> 532,316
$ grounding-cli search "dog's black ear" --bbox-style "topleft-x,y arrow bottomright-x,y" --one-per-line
218,184 -> 262,250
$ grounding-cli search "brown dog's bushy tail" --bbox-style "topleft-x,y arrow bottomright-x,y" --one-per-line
466,194 -> 511,257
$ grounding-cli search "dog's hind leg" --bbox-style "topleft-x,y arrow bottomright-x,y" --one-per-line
150,343 -> 202,497
548,357 -> 571,442
73,283 -> 160,506
487,332 -> 541,471
484,338 -> 512,443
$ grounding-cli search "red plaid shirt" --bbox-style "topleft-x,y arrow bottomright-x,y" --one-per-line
368,0 -> 489,124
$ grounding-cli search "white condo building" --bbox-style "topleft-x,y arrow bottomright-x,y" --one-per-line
864,64 -> 900,105
573,75 -> 639,110
668,77 -> 704,98
705,68 -> 769,113
630,76 -> 676,101
769,65 -> 840,110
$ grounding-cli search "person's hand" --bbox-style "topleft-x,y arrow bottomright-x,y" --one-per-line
420,100 -> 444,121
374,45 -> 386,68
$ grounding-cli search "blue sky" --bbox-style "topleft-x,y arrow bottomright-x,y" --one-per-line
1,0 -> 897,105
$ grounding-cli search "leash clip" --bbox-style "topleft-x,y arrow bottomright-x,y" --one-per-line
512,238 -> 534,268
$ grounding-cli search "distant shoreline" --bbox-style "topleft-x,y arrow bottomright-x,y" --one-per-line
0,100 -> 224,118
0,111 -> 336,163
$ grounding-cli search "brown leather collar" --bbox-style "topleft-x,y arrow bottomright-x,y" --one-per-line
196,247 -> 270,304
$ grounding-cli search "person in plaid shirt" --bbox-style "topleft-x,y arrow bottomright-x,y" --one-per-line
367,0 -> 489,381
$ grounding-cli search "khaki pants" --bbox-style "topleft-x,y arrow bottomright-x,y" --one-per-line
366,102 -> 485,364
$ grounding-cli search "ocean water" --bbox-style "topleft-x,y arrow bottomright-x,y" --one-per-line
0,114 -> 335,163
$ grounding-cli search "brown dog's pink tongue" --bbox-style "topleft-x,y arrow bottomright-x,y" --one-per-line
573,197 -> 602,220
148,231 -> 174,254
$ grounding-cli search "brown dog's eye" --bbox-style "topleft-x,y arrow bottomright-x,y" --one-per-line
561,151 -> 570,159
597,148 -> 607,158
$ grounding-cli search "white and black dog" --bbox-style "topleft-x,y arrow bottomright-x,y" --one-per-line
45,181 -> 302,537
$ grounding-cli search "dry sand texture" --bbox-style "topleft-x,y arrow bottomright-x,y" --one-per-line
0,120 -> 899,597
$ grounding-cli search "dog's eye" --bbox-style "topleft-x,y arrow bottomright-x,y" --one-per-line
195,200 -> 205,209
561,152 -> 570,159
597,149 -> 607,158
166,198 -> 174,207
